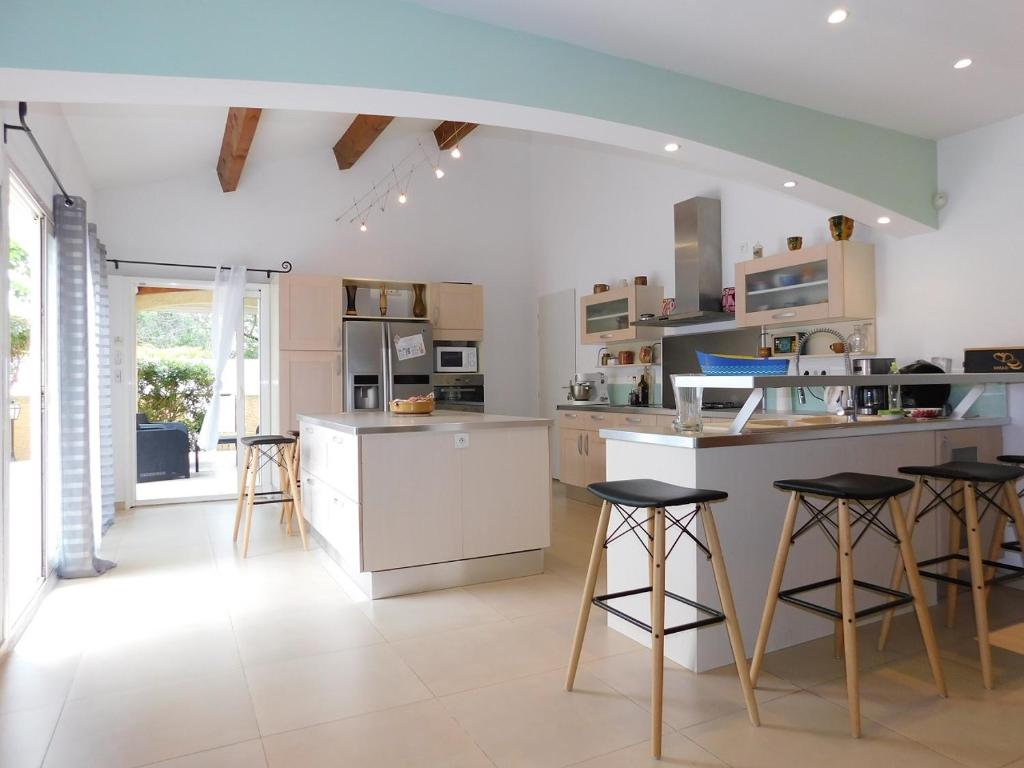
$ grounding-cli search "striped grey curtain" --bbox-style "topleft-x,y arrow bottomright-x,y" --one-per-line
54,197 -> 114,578
88,225 -> 116,533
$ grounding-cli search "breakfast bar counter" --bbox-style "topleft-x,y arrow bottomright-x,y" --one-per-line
598,373 -> 1021,672
299,411 -> 551,598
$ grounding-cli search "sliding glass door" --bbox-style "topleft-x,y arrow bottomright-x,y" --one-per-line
4,172 -> 48,630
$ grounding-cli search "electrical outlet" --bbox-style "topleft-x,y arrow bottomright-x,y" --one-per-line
454,433 -> 470,449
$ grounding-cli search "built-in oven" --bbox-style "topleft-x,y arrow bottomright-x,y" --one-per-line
432,374 -> 484,412
435,345 -> 478,373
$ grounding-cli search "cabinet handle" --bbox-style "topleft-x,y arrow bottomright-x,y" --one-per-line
590,415 -> 605,421
625,416 -> 641,423
577,433 -> 583,455
564,413 -> 577,419
600,333 -> 613,339
336,354 -> 342,375
584,432 -> 589,455
771,310 -> 798,320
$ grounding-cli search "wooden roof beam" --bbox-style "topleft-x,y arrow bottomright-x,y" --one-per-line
434,121 -> 477,150
216,107 -> 262,192
333,114 -> 394,170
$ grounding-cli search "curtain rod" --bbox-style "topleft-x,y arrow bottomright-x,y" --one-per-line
3,102 -> 75,208
106,259 -> 293,279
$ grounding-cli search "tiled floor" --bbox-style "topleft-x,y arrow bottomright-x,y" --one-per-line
3,484 -> 1024,767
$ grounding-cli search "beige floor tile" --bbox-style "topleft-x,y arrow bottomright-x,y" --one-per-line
391,618 -> 570,696
511,607 -> 641,661
43,672 -> 259,768
244,643 -> 432,735
584,648 -> 795,730
232,602 -> 384,667
0,648 -> 80,715
357,586 -> 504,642
834,654 -> 1024,768
137,739 -> 268,767
441,669 -> 651,768
566,731 -> 725,767
262,699 -> 492,767
684,690 -> 965,768
463,573 -> 583,620
68,622 -> 243,700
0,704 -> 61,768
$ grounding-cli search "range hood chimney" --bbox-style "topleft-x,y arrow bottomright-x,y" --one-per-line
633,197 -> 734,327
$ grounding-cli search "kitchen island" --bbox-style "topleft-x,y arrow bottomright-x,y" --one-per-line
298,411 -> 551,598
598,373 -> 1021,672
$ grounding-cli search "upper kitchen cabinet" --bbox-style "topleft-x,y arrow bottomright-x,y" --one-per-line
278,274 -> 344,350
579,284 -> 663,345
428,282 -> 484,341
734,241 -> 875,328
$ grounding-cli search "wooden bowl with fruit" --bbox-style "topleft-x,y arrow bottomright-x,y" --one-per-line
389,392 -> 435,415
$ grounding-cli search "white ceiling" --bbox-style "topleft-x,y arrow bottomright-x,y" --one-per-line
410,0 -> 1024,139
59,104 -> 439,190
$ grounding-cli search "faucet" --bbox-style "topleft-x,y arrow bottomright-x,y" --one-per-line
794,327 -> 857,421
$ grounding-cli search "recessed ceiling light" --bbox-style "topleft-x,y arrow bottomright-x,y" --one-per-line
953,58 -> 973,69
827,9 -> 848,24
782,180 -> 798,189
664,142 -> 680,152
876,216 -> 891,224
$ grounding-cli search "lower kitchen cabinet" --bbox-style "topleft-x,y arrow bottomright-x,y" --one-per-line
559,426 -> 607,487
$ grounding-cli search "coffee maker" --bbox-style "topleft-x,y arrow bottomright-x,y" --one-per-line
853,357 -> 894,414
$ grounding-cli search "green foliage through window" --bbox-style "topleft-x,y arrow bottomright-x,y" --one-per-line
136,358 -> 214,443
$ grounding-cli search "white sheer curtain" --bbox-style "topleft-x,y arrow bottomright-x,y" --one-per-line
197,266 -> 247,453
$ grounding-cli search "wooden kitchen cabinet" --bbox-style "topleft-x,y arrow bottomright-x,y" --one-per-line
735,241 -> 875,328
558,409 -> 618,486
583,430 -> 607,487
280,350 -> 343,431
278,274 -> 344,350
428,282 -> 484,341
559,428 -> 587,487
580,284 -> 663,345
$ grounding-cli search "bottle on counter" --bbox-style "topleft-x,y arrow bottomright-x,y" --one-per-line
888,360 -> 902,411
628,376 -> 641,406
638,368 -> 650,406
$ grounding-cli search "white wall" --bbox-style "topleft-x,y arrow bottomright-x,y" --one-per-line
95,127 -> 537,421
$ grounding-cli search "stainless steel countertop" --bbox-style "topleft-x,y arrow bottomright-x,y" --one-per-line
669,373 -> 1022,389
300,411 -> 551,435
556,404 -> 676,415
600,415 -> 1010,448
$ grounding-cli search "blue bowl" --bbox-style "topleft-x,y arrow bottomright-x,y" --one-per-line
696,352 -> 790,376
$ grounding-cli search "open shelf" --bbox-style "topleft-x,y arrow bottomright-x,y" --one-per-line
342,315 -> 424,322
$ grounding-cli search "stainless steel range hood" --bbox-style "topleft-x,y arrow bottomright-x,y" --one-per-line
632,197 -> 734,327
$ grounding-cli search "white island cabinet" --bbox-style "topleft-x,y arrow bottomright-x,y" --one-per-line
299,411 -> 551,598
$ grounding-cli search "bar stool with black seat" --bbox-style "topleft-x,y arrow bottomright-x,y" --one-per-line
233,434 -> 307,557
996,455 -> 1024,554
876,460 -> 1024,689
565,479 -> 760,759
749,472 -> 947,738
279,429 -> 301,532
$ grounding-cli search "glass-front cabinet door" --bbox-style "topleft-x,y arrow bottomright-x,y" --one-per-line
734,241 -> 876,328
579,285 -> 663,345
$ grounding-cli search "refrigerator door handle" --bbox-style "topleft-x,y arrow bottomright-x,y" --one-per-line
381,322 -> 391,409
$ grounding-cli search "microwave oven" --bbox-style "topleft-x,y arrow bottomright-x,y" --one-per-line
436,346 -> 478,373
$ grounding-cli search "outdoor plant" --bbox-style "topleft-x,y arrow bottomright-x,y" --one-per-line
8,240 -> 30,385
136,358 -> 214,445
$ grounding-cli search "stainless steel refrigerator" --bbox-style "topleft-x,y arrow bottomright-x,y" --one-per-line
343,319 -> 434,411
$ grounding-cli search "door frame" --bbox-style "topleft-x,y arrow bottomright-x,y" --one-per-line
124,275 -> 272,508
2,166 -> 52,640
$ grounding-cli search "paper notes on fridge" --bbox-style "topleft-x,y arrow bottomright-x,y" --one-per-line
394,332 -> 426,361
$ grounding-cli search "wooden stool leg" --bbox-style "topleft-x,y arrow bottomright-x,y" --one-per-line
278,449 -> 289,525
889,496 -> 947,697
834,548 -> 844,659
233,447 -> 251,542
837,498 -> 861,738
241,446 -> 259,557
963,482 -> 994,689
985,514 -> 1008,592
946,483 -> 964,628
566,501 -> 611,691
878,479 -> 922,650
647,507 -> 656,621
1004,480 -> 1024,563
702,503 -> 760,727
650,506 -> 666,759
750,491 -> 800,686
283,445 -> 308,550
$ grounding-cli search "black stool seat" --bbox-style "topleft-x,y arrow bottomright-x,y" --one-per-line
899,461 -> 1024,483
774,472 -> 913,500
587,479 -> 726,507
999,455 -> 1024,465
240,434 -> 296,446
